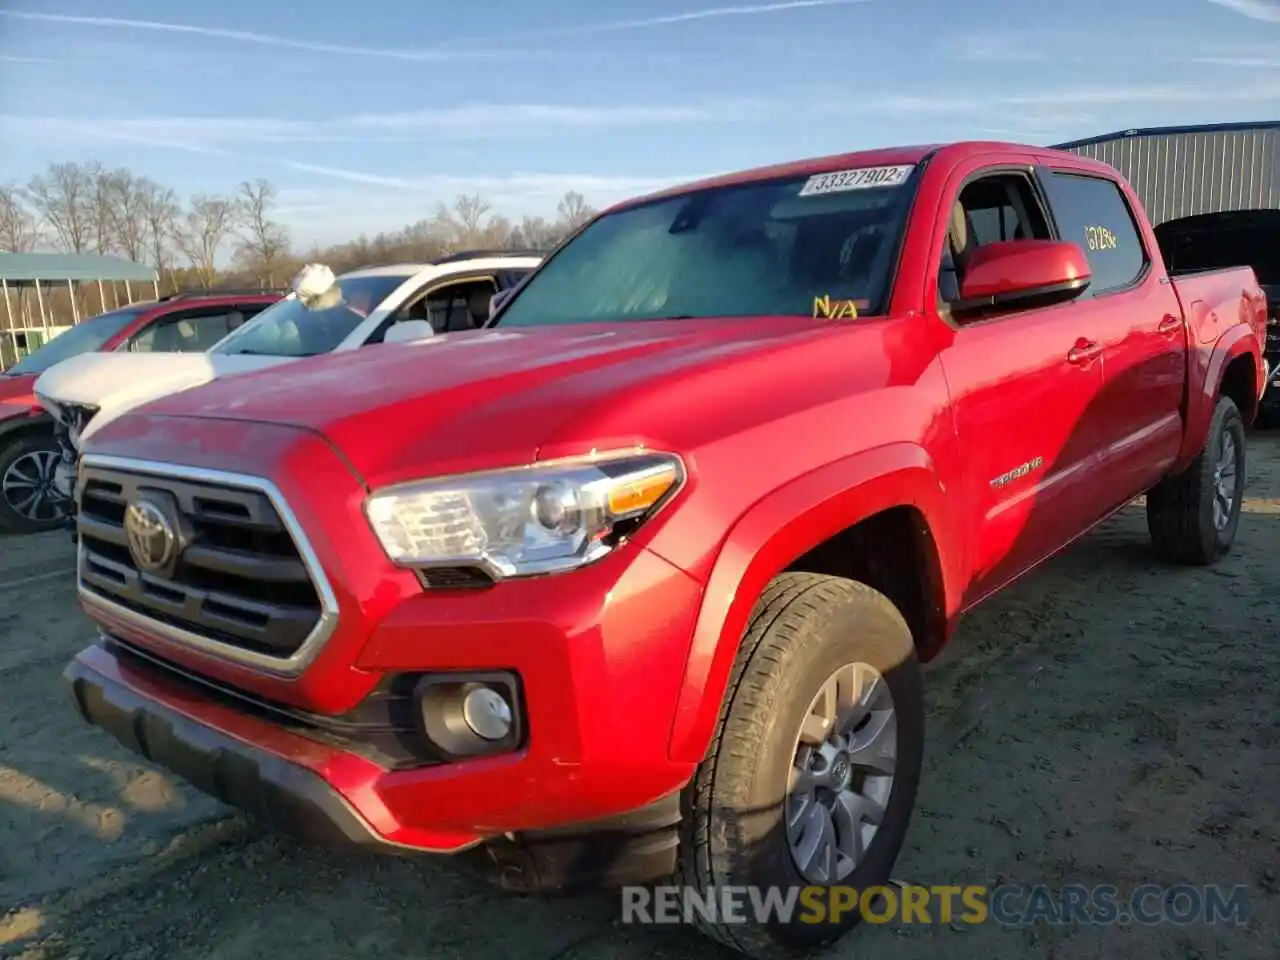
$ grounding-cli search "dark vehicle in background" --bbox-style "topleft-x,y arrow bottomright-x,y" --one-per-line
0,290 -> 281,534
1156,210 -> 1280,421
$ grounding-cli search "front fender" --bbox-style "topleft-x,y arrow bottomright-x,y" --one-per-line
0,405 -> 51,443
665,442 -> 961,764
1176,321 -> 1261,470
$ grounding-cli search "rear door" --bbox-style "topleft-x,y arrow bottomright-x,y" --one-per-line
1040,166 -> 1187,495
928,161 -> 1109,606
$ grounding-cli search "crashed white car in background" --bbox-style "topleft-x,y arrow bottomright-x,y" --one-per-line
36,249 -> 542,506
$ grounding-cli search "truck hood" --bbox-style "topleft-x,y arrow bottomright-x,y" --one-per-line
116,317 -> 899,485
35,351 -> 296,447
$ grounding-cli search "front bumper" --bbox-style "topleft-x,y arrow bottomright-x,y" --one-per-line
69,542 -> 703,848
65,646 -> 407,851
66,638 -> 690,886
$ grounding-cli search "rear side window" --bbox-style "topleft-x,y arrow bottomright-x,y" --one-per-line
1047,172 -> 1148,295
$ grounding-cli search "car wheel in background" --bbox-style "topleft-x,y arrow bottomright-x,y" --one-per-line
0,434 -> 70,534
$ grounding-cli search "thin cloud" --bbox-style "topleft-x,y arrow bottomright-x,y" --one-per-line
1207,0 -> 1280,21
0,100 -> 758,150
0,114 -> 704,209
1194,54 -> 1280,65
0,10 -> 520,61
1,2 -> 869,61
350,101 -> 764,130
449,0 -> 869,42
282,169 -> 702,197
821,81 -> 1280,115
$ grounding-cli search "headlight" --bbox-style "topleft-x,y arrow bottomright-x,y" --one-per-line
364,452 -> 684,579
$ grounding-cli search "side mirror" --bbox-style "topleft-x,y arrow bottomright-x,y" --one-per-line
383,319 -> 434,344
489,288 -> 514,320
956,240 -> 1091,313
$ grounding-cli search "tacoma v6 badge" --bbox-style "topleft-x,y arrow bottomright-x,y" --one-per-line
989,456 -> 1045,489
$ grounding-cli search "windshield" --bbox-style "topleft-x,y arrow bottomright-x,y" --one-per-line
4,306 -> 147,375
495,165 -> 919,327
211,273 -> 410,357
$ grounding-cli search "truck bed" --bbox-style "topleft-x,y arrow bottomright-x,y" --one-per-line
1168,265 -> 1266,348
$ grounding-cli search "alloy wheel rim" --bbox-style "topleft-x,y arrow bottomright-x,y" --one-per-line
2,449 -> 67,523
1212,431 -> 1239,532
785,661 -> 897,884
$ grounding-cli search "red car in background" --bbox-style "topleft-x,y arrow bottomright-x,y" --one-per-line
0,290 -> 281,533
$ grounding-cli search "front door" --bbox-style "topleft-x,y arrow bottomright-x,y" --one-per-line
930,165 -> 1107,607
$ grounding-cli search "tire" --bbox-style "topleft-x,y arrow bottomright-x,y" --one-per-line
679,572 -> 924,958
1146,396 -> 1246,565
0,432 -> 69,535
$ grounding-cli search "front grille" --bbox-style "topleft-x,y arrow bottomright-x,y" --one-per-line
77,463 -> 324,659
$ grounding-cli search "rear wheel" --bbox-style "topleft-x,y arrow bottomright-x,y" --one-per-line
0,433 -> 70,534
1147,396 -> 1246,565
679,573 -> 924,958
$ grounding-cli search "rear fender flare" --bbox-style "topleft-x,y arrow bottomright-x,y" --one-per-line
665,442 -> 960,764
1176,323 -> 1259,469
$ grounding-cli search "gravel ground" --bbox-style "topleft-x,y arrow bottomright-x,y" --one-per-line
2,436 -> 1278,960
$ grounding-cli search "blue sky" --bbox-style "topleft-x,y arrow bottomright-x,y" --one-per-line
2,0 -> 1280,249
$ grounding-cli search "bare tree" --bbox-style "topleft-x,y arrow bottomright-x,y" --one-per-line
512,215 -> 562,250
454,194 -> 492,238
138,181 -> 181,277
0,183 -> 40,252
432,193 -> 502,250
103,169 -> 149,262
173,195 -> 238,287
86,162 -> 118,254
232,179 -> 291,284
25,161 -> 95,252
555,190 -> 595,232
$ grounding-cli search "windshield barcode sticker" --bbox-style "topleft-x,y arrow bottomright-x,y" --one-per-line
798,165 -> 914,197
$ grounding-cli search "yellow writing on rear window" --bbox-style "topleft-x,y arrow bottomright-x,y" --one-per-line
1084,225 -> 1118,251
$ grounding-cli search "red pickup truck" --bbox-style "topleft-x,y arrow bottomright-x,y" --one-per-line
65,141 -> 1264,956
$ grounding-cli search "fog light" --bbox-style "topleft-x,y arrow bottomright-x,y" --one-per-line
462,686 -> 513,740
414,671 -> 523,760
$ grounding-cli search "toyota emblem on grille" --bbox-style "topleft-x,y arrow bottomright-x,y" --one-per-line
124,498 -> 177,574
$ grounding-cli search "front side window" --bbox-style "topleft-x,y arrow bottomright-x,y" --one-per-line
1047,172 -> 1148,295
495,165 -> 920,327
939,173 -> 1052,309
3,306 -> 147,375
404,278 -> 498,333
212,274 -> 410,357
129,311 -> 240,352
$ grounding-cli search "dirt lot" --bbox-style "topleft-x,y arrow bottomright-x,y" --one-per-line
2,439 -> 1278,960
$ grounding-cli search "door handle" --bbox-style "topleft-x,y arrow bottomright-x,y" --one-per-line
1157,314 -> 1183,334
1067,339 -> 1101,365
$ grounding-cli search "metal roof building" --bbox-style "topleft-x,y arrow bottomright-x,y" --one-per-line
1053,121 -> 1280,227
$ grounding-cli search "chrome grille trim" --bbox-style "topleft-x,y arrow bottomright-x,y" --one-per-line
76,453 -> 340,676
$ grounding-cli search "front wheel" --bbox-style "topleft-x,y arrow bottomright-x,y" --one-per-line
0,433 -> 70,535
1147,396 -> 1246,565
679,573 -> 924,958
